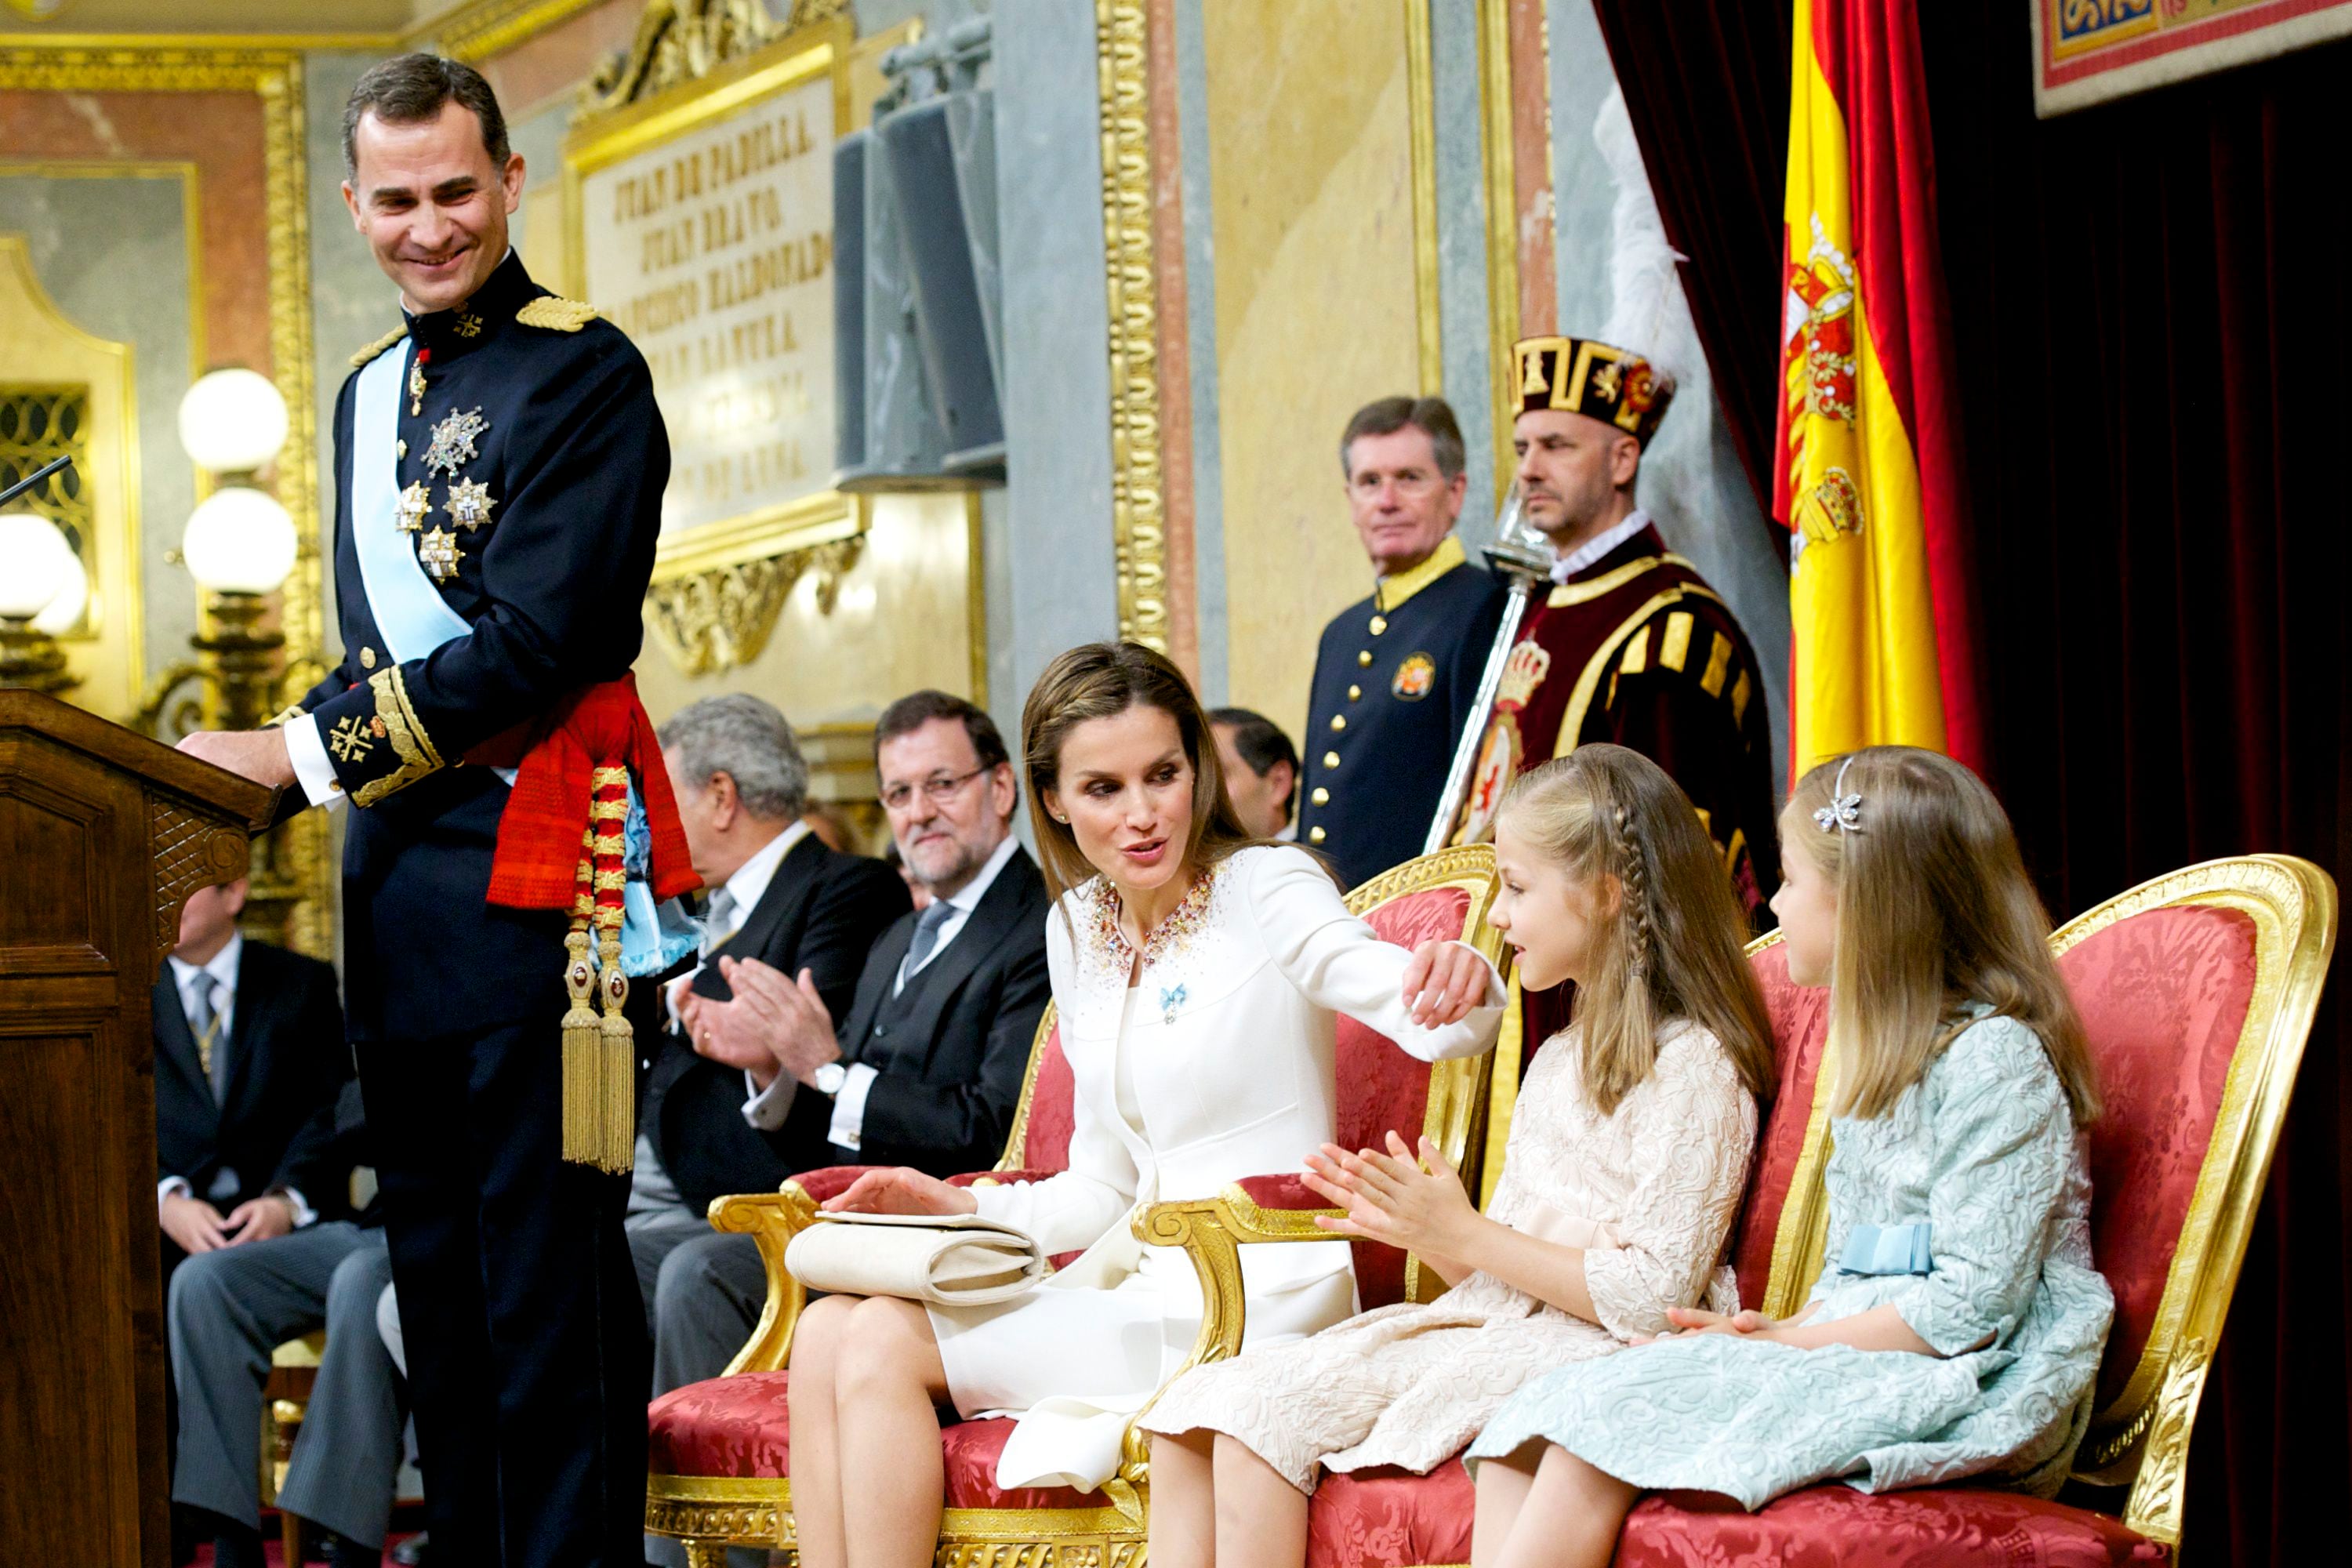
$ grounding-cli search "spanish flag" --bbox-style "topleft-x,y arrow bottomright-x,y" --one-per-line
1777,0 -> 1982,779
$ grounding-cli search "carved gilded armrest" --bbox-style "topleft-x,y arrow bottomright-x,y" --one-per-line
706,1161 -> 887,1376
704,1182 -> 822,1376
1114,1179 -> 1347,1487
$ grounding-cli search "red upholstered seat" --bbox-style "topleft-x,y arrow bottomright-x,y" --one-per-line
2054,904 -> 2256,1409
1333,883 -> 1473,1309
1303,1464 -> 2165,1568
648,1374 -> 1108,1510
1729,942 -> 1832,1307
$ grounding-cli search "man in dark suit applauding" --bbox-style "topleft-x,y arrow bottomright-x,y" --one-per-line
661,689 -> 1051,1378
626,695 -> 909,1321
154,879 -> 348,1276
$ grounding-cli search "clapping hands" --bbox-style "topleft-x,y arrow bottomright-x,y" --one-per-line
679,956 -> 844,1090
1301,1130 -> 1478,1270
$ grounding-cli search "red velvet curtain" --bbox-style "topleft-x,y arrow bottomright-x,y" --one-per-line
1600,5 -> 2352,1562
1585,0 -> 1790,514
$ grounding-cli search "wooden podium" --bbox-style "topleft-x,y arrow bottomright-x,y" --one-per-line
0,690 -> 277,1567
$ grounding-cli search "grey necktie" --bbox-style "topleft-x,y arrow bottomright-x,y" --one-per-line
190,975 -> 228,1104
903,900 -> 956,978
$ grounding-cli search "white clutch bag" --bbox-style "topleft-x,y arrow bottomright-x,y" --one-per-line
783,1210 -> 1048,1306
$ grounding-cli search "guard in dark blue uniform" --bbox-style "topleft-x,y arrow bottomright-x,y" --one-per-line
183,56 -> 675,1568
1294,397 -> 1508,891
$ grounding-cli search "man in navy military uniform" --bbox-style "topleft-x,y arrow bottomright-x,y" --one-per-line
1296,396 -> 1508,889
180,55 -> 670,1567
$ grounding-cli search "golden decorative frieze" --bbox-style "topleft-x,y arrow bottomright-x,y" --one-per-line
645,534 -> 864,676
583,0 -> 845,112
1094,0 -> 1169,655
428,0 -> 616,63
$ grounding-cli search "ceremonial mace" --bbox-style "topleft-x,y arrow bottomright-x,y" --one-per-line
1421,483 -> 1552,855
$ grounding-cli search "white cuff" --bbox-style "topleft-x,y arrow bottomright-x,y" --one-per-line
158,1175 -> 192,1213
282,713 -> 347,811
740,1069 -> 798,1131
826,1062 -> 880,1151
279,1186 -> 318,1229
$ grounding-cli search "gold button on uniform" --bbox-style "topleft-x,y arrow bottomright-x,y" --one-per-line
1308,826 -> 1327,844
1357,651 -> 1373,667
1310,787 -> 1329,806
360,647 -> 377,669
1369,615 -> 1388,636
1323,751 -> 1341,769
396,440 -> 408,459
1330,714 -> 1346,731
1347,684 -> 1361,700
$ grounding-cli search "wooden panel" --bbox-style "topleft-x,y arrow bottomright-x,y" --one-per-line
0,734 -> 120,972
0,1019 -> 143,1567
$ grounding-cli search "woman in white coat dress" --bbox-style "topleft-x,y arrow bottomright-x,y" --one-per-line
783,641 -> 1507,1568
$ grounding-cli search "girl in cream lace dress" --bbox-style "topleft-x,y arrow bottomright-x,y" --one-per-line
1141,746 -> 1778,1568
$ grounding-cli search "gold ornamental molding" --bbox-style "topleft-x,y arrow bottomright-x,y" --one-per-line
0,43 -> 332,961
1475,0 -> 1521,509
423,0 -> 614,62
1094,0 -> 1169,655
644,513 -> 866,677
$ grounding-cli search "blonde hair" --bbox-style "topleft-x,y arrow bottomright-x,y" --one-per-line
1019,641 -> 1269,904
1497,746 -> 1774,1116
1787,746 -> 2098,1125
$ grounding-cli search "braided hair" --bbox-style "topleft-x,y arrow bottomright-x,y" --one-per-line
1495,746 -> 1774,1114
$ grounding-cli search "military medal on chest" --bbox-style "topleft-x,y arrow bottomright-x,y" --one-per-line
424,406 -> 488,476
406,405 -> 492,584
444,477 -> 497,531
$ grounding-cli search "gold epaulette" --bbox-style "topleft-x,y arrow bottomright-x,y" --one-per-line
348,326 -> 407,367
517,296 -> 599,332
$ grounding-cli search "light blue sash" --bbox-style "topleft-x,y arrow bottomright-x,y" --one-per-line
352,340 -> 472,664
1836,1221 -> 1934,1276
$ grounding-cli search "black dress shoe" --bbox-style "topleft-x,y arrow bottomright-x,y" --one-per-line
210,1526 -> 267,1568
326,1531 -> 385,1568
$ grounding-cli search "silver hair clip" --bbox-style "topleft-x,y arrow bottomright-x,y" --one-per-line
1813,757 -> 1863,834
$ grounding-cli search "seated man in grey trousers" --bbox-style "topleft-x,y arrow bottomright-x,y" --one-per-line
169,1082 -> 408,1568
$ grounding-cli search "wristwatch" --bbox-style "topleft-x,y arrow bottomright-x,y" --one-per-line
811,1062 -> 848,1096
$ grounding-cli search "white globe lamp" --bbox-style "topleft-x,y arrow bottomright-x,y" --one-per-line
0,511 -> 74,619
182,485 -> 298,595
178,368 -> 290,475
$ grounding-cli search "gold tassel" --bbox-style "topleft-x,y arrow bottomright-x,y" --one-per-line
587,766 -> 636,1174
561,830 -> 601,1167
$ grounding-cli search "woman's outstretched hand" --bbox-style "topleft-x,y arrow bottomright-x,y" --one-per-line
822,1167 -> 979,1216
1400,939 -> 1492,1027
1301,1131 -> 1479,1263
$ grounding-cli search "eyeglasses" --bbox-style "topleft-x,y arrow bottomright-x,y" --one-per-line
880,765 -> 989,813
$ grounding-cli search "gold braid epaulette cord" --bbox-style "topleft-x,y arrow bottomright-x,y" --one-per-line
349,325 -> 408,366
561,766 -> 637,1172
517,296 -> 599,332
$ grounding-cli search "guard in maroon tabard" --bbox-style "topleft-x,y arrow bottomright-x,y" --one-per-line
1457,336 -> 1779,934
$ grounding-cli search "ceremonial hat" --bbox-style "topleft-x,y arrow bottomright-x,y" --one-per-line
1510,335 -> 1675,445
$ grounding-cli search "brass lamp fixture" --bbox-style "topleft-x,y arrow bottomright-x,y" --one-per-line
137,368 -> 297,735
0,506 -> 81,692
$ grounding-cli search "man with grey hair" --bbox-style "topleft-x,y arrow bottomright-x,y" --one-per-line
627,695 -> 905,1330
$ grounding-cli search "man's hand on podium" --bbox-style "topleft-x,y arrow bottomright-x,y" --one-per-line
178,728 -> 296,790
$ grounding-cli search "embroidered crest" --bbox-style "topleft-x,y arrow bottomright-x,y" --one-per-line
395,481 -> 431,533
1496,640 -> 1552,711
445,477 -> 497,531
453,312 -> 484,339
423,407 -> 488,477
417,526 -> 463,583
328,715 -> 377,763
1392,652 -> 1436,701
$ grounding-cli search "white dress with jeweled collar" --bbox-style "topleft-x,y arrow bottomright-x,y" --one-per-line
928,844 -> 1504,1494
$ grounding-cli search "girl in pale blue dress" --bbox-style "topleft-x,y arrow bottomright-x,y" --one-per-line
1466,746 -> 2114,1568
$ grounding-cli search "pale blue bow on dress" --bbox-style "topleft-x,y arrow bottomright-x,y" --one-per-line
1835,1221 -> 1933,1276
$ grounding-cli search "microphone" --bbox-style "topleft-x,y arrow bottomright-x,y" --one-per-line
0,455 -> 73,510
